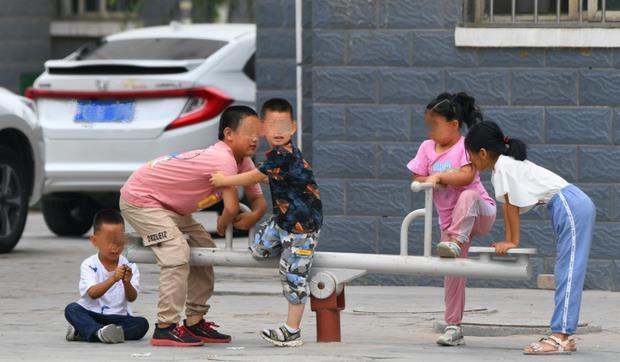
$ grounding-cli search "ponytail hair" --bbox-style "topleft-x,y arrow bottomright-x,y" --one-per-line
426,92 -> 483,129
464,121 -> 528,161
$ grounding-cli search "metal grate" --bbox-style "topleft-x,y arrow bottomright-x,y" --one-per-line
465,0 -> 620,27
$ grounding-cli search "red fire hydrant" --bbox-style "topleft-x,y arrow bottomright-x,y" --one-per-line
310,282 -> 346,342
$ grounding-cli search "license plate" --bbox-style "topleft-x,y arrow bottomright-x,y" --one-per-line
74,100 -> 135,123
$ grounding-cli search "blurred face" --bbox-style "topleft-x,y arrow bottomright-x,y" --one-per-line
91,223 -> 127,264
262,110 -> 296,148
225,115 -> 260,159
467,148 -> 493,172
425,110 -> 459,146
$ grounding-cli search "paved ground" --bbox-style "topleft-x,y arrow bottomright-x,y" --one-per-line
1,211 -> 619,361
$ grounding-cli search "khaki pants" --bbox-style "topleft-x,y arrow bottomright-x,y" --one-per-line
120,197 -> 216,325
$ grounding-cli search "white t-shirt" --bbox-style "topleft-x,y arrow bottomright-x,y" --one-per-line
76,254 -> 140,315
492,155 -> 569,214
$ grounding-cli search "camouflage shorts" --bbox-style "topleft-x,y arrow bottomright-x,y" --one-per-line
250,218 -> 320,304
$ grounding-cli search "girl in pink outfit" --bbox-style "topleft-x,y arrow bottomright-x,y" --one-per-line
406,93 -> 496,346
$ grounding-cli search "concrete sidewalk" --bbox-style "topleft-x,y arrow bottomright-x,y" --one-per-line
1,212 -> 618,361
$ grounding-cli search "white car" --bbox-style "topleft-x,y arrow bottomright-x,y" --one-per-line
27,23 -> 256,236
0,88 -> 44,252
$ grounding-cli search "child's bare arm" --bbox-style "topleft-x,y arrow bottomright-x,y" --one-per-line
412,174 -> 428,182
211,169 -> 267,188
494,195 -> 520,255
427,165 -> 476,187
216,186 -> 240,236
87,266 -> 124,299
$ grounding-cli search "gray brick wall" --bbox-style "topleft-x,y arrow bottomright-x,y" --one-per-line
255,0 -> 620,290
0,0 -> 183,92
0,0 -> 53,92
255,0 -> 313,163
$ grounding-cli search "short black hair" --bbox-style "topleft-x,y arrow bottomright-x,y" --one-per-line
260,98 -> 294,119
93,209 -> 124,233
217,105 -> 258,140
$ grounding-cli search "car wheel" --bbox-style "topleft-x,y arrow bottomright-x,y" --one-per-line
41,193 -> 98,237
0,147 -> 29,253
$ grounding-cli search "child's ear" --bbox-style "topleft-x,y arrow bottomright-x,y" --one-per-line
291,121 -> 297,135
480,148 -> 488,159
89,234 -> 97,247
223,127 -> 233,141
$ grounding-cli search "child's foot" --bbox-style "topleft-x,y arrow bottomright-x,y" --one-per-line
436,325 -> 465,346
184,319 -> 232,343
97,324 -> 124,344
437,241 -> 461,258
65,325 -> 85,342
523,335 -> 572,355
260,325 -> 303,347
150,324 -> 204,347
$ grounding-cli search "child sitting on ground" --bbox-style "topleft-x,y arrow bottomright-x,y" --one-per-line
211,98 -> 322,347
64,209 -> 148,343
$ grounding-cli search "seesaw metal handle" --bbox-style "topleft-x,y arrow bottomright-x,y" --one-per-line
410,181 -> 434,192
401,182 -> 434,257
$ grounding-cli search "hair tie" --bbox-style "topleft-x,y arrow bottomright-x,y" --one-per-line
503,136 -> 510,145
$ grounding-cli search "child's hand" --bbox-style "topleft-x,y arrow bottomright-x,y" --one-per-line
122,265 -> 133,284
216,215 -> 228,236
426,173 -> 441,187
113,266 -> 126,282
210,172 -> 226,188
492,241 -> 518,255
232,212 -> 256,230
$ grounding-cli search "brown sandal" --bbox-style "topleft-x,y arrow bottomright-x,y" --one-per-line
523,335 -> 572,355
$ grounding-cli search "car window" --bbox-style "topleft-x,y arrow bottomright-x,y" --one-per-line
78,38 -> 227,60
243,53 -> 255,81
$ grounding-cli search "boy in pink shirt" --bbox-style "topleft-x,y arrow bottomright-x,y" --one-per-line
120,106 -> 267,347
407,93 -> 496,347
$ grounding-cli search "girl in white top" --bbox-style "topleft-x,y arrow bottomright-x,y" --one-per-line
465,121 -> 595,355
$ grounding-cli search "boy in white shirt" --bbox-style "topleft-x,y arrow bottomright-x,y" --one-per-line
64,209 -> 149,343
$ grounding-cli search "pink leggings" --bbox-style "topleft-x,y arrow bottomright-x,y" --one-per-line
440,190 -> 496,325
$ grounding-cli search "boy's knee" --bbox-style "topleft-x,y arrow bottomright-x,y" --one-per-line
64,302 -> 82,318
281,272 -> 309,304
135,317 -> 150,337
251,221 -> 282,258
283,284 -> 308,305
251,235 -> 280,258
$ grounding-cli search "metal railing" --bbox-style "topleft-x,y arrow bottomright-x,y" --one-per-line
466,0 -> 620,27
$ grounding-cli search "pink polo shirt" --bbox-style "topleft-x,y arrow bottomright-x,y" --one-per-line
121,141 -> 262,216
407,136 -> 495,230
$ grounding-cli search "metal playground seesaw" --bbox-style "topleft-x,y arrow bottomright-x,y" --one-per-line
125,182 -> 537,342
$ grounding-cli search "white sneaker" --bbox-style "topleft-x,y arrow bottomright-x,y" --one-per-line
65,325 -> 84,342
436,325 -> 465,346
260,325 -> 303,347
97,324 -> 124,344
437,241 -> 461,258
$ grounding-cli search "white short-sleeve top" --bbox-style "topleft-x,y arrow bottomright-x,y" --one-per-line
491,155 -> 569,214
77,254 -> 140,315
